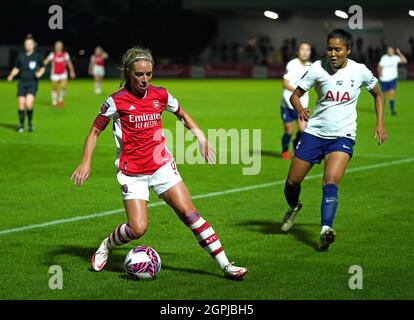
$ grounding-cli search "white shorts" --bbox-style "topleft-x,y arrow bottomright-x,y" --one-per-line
92,65 -> 105,77
116,161 -> 182,201
51,72 -> 68,81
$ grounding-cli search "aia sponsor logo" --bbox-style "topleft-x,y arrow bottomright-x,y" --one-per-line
153,100 -> 160,109
121,184 -> 128,194
325,90 -> 350,102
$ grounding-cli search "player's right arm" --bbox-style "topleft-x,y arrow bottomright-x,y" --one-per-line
7,54 -> 21,81
282,61 -> 296,91
7,67 -> 19,81
43,53 -> 53,66
290,87 -> 310,121
290,62 -> 318,121
283,79 -> 296,92
71,97 -> 116,186
71,126 -> 102,186
88,56 -> 94,75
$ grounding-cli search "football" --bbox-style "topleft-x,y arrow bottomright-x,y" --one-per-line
124,246 -> 161,280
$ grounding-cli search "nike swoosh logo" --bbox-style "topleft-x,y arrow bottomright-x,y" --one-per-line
343,145 -> 350,149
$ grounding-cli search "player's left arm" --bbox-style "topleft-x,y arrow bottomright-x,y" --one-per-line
67,55 -> 76,79
174,106 -> 216,165
369,85 -> 388,145
395,48 -> 408,64
35,56 -> 46,78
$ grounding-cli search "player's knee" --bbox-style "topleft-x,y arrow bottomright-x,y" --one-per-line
129,222 -> 147,238
286,177 -> 301,187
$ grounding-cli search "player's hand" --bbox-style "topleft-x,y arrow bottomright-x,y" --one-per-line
298,108 -> 310,122
199,139 -> 216,165
71,163 -> 90,186
395,48 -> 402,55
7,75 -> 13,82
374,125 -> 388,145
35,71 -> 42,79
70,71 -> 76,79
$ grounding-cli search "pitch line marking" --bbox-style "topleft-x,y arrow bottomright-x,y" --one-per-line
0,157 -> 413,236
1,140 -> 413,159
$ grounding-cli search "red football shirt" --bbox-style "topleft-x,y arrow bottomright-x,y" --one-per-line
91,54 -> 105,67
47,51 -> 70,75
93,85 -> 181,175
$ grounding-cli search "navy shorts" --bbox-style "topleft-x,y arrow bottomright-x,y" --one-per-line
281,106 -> 299,123
295,132 -> 356,164
380,79 -> 397,92
17,81 -> 38,97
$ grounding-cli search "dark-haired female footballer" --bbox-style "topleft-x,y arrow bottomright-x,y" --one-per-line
71,47 -> 247,280
280,29 -> 388,250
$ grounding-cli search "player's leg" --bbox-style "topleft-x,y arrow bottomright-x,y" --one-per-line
319,151 -> 351,250
91,199 -> 147,272
281,156 -> 314,231
94,75 -> 102,94
388,88 -> 396,115
281,121 -> 294,159
159,181 -> 247,280
58,79 -> 67,107
51,80 -> 58,107
25,94 -> 35,132
17,95 -> 26,132
281,106 -> 294,160
92,172 -> 150,271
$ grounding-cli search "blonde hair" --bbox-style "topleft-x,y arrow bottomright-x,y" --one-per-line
120,47 -> 154,88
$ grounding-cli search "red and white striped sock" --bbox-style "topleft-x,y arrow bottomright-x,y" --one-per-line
106,223 -> 138,250
186,212 -> 230,270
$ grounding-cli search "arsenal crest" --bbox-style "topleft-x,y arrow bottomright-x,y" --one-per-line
153,100 -> 160,109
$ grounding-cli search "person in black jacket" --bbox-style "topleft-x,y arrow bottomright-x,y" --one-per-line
7,34 -> 45,132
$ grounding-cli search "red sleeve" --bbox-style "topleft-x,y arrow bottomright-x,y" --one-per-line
93,114 -> 110,131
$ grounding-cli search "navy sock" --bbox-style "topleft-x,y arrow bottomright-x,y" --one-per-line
321,184 -> 338,227
390,100 -> 395,112
284,181 -> 301,208
26,109 -> 33,126
18,110 -> 25,128
293,131 -> 302,149
282,133 -> 292,152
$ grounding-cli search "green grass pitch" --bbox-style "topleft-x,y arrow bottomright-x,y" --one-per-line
0,78 -> 413,300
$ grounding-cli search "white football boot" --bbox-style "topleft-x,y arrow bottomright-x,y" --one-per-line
319,226 -> 336,251
224,262 -> 248,280
91,238 -> 110,271
281,202 -> 303,232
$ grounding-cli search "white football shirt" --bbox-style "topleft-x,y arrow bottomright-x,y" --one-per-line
378,54 -> 401,82
297,58 -> 378,140
282,58 -> 312,109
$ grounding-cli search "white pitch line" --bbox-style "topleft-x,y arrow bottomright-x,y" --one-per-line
0,157 -> 413,236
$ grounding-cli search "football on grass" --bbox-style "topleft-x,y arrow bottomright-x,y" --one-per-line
124,246 -> 161,279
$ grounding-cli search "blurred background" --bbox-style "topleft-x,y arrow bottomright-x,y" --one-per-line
0,0 -> 413,78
